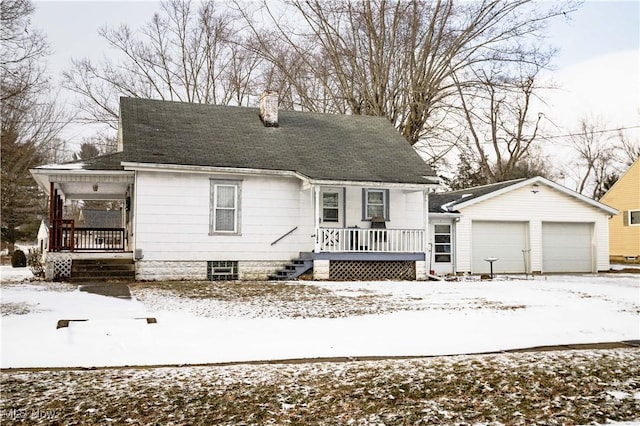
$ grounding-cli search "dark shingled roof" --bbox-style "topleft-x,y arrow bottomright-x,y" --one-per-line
110,97 -> 436,184
78,152 -> 127,171
429,179 -> 527,213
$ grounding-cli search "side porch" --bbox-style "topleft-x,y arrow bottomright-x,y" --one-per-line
31,167 -> 136,282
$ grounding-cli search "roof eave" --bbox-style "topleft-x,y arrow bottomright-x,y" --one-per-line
453,176 -> 619,215
121,161 -> 440,189
29,167 -> 134,193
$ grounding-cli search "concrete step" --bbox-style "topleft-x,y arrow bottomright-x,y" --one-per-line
70,258 -> 135,282
268,256 -> 313,281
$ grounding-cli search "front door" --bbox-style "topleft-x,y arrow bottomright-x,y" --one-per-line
320,188 -> 344,228
431,222 -> 454,275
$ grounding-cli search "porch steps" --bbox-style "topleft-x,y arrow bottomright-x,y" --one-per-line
71,258 -> 135,283
268,252 -> 314,281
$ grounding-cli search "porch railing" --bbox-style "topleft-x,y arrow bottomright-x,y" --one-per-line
319,228 -> 424,253
51,220 -> 125,252
72,228 -> 125,251
52,219 -> 74,251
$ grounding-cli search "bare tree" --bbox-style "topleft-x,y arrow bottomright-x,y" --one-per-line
615,128 -> 640,166
1,0 -> 69,250
452,62 -> 551,183
0,0 -> 48,101
239,0 -> 571,154
566,118 -> 620,199
62,0 -> 261,130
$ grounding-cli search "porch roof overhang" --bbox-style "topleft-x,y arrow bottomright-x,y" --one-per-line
30,168 -> 134,200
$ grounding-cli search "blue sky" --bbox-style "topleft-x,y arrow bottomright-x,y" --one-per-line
32,0 -> 640,147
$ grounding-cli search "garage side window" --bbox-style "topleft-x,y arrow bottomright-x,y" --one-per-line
627,210 -> 640,226
434,224 -> 451,263
210,179 -> 242,235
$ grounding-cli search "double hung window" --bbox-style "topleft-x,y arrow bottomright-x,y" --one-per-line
322,191 -> 339,223
210,180 -> 241,234
363,189 -> 389,220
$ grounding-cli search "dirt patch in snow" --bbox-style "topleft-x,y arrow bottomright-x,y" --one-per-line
0,302 -> 36,316
0,281 -> 75,292
2,349 -> 639,425
129,281 -> 525,318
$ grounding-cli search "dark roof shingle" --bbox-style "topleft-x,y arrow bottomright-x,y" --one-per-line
116,97 -> 437,184
429,179 -> 526,213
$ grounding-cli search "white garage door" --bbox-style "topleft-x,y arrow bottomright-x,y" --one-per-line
472,221 -> 528,274
542,222 -> 593,273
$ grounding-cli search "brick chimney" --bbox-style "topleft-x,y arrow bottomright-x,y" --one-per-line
259,91 -> 279,127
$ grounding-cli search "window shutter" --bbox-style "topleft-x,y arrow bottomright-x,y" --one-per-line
623,211 -> 629,226
384,189 -> 390,220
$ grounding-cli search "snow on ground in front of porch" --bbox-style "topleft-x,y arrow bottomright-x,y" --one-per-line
1,266 -> 638,368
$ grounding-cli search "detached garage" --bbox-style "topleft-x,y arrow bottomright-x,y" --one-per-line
429,177 -> 618,275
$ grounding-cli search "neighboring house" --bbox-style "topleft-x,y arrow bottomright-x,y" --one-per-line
428,177 -> 618,275
37,219 -> 49,256
30,93 -> 439,281
600,158 -> 640,263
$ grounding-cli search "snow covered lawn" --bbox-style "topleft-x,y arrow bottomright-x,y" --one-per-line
1,268 -> 638,368
1,267 -> 639,424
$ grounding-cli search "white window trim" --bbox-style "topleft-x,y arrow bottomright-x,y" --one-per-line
629,209 -> 640,226
210,179 -> 242,235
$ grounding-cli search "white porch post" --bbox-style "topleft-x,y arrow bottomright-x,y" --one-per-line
417,189 -> 430,280
313,185 -> 321,254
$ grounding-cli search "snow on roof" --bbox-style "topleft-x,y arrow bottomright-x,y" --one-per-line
36,162 -> 86,170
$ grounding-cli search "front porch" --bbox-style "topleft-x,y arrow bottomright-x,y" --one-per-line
312,228 -> 427,281
303,184 -> 430,280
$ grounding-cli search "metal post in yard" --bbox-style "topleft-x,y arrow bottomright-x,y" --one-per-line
484,257 -> 498,279
522,249 -> 531,279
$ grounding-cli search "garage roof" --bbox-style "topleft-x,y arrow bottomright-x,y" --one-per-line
430,176 -> 618,215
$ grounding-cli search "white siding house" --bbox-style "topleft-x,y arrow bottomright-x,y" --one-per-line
131,169 -> 314,280
429,177 -> 618,275
31,94 -> 439,281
